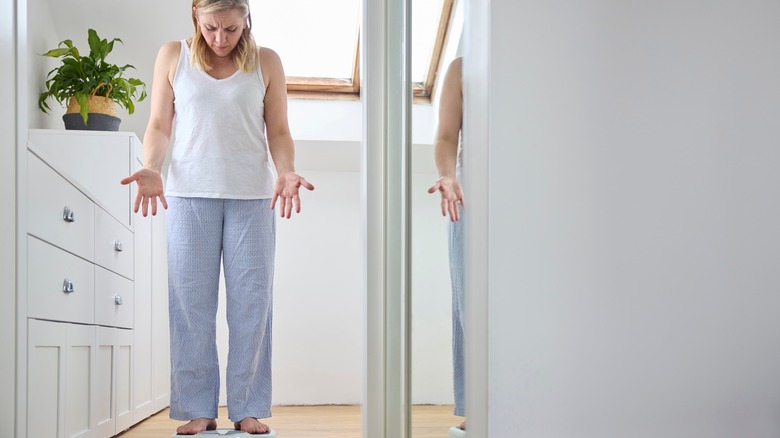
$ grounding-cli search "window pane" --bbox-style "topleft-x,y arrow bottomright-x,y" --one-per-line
249,0 -> 360,79
412,0 -> 445,83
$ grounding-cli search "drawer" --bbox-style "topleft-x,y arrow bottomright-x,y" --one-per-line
95,266 -> 134,329
28,151 -> 95,262
95,206 -> 134,279
27,236 -> 95,324
28,131 -> 132,226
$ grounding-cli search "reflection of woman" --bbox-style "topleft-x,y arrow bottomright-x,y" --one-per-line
121,0 -> 313,434
427,57 -> 466,430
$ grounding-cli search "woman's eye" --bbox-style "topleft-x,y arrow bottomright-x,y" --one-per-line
227,28 -> 237,33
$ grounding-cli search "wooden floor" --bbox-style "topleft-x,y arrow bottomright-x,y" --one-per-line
116,405 -> 461,438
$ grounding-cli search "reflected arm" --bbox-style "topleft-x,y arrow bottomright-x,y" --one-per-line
428,57 -> 464,221
433,57 -> 463,180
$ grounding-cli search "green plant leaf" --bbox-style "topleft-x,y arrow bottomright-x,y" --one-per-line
87,29 -> 100,57
75,93 -> 89,124
41,48 -> 71,58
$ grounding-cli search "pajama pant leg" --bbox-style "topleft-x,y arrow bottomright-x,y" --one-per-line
167,197 -> 224,420
450,206 -> 466,417
222,199 -> 276,422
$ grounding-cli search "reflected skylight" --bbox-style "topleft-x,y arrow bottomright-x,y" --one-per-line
412,0 -> 445,83
249,0 -> 360,79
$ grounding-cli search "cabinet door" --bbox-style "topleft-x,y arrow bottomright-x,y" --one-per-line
151,208 -> 171,409
65,324 -> 94,438
115,329 -> 134,432
28,319 -> 67,438
93,327 -> 115,437
132,165 -> 154,421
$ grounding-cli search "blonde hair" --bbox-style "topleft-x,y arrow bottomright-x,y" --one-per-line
191,0 -> 259,73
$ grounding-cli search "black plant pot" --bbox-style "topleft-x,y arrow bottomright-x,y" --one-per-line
63,113 -> 121,131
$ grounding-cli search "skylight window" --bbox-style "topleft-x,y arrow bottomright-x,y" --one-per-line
249,0 -> 360,79
249,0 -> 458,101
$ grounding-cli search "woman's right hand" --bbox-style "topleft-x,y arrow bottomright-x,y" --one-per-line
120,168 -> 168,217
427,176 -> 464,222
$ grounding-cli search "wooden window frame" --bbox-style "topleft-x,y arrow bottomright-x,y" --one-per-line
286,26 -> 361,101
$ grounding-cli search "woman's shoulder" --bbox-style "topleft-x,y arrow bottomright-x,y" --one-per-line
257,46 -> 282,66
256,46 -> 283,83
157,40 -> 183,60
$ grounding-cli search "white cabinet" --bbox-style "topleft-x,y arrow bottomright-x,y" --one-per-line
23,130 -> 169,438
131,147 -> 171,421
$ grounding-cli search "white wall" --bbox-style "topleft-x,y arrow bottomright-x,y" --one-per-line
207,148 -> 452,406
470,0 -> 780,436
1,1 -> 17,436
27,0 -> 61,130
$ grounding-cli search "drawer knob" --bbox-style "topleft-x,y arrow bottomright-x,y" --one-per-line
114,294 -> 124,305
62,206 -> 75,223
62,278 -> 74,294
114,240 -> 123,252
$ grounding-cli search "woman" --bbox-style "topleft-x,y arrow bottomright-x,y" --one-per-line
121,0 -> 313,434
428,56 -> 466,431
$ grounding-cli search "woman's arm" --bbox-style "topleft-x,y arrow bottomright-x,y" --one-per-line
120,41 -> 179,216
260,47 -> 314,219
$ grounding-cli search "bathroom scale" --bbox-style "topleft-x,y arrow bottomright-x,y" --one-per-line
172,429 -> 276,437
449,426 -> 467,437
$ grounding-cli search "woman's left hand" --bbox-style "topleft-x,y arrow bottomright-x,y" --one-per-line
271,172 -> 315,218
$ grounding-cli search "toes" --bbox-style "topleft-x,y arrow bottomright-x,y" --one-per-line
237,418 -> 270,434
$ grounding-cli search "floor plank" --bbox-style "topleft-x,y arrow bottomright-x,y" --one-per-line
116,405 -> 461,438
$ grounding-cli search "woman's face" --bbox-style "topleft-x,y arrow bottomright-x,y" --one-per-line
196,8 -> 246,58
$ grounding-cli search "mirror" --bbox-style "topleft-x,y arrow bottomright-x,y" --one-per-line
411,0 -> 466,436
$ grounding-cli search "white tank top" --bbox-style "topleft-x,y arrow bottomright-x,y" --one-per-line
166,40 -> 275,199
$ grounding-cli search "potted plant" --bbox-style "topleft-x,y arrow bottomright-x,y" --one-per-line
38,28 -> 147,131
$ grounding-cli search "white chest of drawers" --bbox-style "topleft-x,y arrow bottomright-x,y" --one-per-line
23,130 -> 170,438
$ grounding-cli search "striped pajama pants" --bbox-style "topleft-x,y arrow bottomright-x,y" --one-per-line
166,197 -> 275,422
450,206 -> 466,417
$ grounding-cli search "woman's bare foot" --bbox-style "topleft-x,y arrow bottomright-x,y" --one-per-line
234,417 -> 270,434
176,418 -> 217,435
458,420 -> 467,430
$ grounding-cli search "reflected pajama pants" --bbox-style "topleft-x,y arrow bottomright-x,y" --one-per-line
450,207 -> 466,417
167,197 -> 275,422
